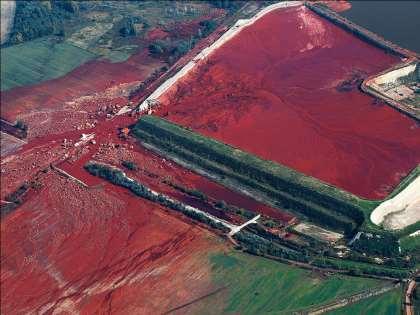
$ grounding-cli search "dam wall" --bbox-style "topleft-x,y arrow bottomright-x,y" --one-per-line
304,2 -> 417,59
305,2 -> 419,121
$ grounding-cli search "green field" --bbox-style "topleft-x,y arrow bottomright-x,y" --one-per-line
325,287 -> 402,315
1,37 -> 97,91
401,235 -> 420,252
193,251 -> 386,315
400,234 -> 420,267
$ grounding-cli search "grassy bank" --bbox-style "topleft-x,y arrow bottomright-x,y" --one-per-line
132,116 -> 370,234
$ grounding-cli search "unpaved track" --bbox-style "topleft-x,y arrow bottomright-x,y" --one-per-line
405,279 -> 416,315
295,282 -> 400,315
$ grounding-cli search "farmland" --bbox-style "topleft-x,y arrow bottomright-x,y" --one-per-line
1,37 -> 96,91
190,251 -> 387,314
325,287 -> 402,315
1,170 -> 227,314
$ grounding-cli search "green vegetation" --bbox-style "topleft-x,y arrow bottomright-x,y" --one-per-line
351,232 -> 400,257
395,221 -> 420,238
232,229 -> 411,278
148,18 -> 218,63
198,20 -> 218,37
148,38 -> 192,62
312,257 -> 410,279
1,37 -> 96,91
400,234 -> 420,252
84,162 -> 229,232
325,288 -> 402,315
400,234 -> 420,266
132,116 -> 367,234
5,0 -> 78,45
197,251 -> 386,315
121,160 -> 138,171
207,0 -> 244,10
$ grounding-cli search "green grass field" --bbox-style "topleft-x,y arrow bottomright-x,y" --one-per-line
194,251 -> 387,315
401,234 -> 420,252
325,287 -> 402,315
1,37 -> 97,91
400,234 -> 420,267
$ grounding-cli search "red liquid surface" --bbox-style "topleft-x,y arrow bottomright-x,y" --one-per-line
156,6 -> 420,199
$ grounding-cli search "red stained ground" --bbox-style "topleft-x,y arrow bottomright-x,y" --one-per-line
85,140 -> 294,224
0,49 -> 163,139
1,171 -> 224,314
156,6 -> 420,200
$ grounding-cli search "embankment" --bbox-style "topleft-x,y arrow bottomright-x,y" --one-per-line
305,2 -> 419,121
132,116 -> 367,234
304,2 -> 416,58
362,62 -> 419,121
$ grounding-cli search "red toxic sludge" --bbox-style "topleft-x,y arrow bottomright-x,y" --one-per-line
156,6 -> 420,200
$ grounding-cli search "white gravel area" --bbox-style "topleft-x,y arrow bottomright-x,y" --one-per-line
370,175 -> 420,230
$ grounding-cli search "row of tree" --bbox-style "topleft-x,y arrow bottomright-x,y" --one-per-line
132,117 -> 360,234
84,162 -> 229,232
148,19 -> 218,63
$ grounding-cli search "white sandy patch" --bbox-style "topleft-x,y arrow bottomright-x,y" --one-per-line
294,222 -> 343,243
370,176 -> 420,230
1,0 -> 16,44
409,230 -> 420,237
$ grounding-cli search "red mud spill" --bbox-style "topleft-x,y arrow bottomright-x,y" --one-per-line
1,171 -> 223,314
156,6 -> 420,199
86,139 -> 294,224
0,49 -> 162,130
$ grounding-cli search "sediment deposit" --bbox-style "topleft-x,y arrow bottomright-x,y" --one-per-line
154,5 -> 420,199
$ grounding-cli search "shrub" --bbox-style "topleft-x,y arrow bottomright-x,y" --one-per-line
122,160 -> 138,171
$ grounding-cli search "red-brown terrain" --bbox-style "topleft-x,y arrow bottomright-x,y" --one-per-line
156,5 -> 420,199
0,10 -> 295,310
1,170 -> 226,314
1,2 -> 419,314
0,49 -> 163,139
0,10 -> 238,313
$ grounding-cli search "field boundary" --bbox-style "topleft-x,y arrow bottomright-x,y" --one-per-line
293,282 -> 400,314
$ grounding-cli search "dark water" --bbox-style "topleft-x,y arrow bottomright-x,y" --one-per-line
341,1 -> 420,53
